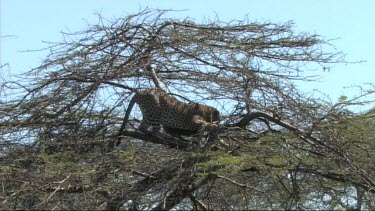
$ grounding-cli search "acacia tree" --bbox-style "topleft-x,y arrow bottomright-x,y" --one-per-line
1,10 -> 374,210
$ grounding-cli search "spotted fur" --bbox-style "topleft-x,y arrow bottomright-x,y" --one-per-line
117,89 -> 220,144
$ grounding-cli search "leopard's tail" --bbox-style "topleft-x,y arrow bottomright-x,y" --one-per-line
116,93 -> 138,146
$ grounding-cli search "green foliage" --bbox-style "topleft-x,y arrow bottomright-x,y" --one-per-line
196,151 -> 245,174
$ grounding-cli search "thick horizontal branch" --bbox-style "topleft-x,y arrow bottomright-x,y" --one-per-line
229,111 -> 326,147
231,111 -> 306,133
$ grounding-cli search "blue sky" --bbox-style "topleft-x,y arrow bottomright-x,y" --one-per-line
2,0 -> 375,102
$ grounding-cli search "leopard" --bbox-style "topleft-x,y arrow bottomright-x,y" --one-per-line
117,89 -> 220,145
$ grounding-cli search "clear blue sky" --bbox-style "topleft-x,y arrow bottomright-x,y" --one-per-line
2,0 -> 375,102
